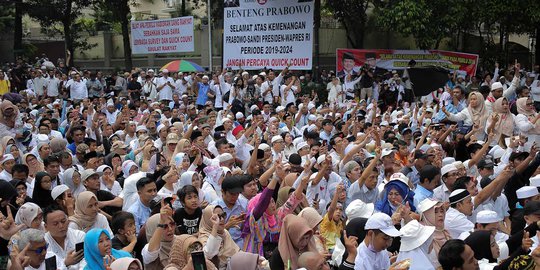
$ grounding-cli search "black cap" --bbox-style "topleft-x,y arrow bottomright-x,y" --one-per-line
221,176 -> 243,193
249,149 -> 265,159
477,159 -> 494,169
214,125 -> 225,132
213,131 -> 226,140
289,153 -> 302,166
524,201 -> 540,215
190,130 -> 203,141
84,151 -> 98,160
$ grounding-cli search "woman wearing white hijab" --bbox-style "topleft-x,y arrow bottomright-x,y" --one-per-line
119,171 -> 146,210
442,91 -> 490,141
63,168 -> 86,198
396,220 -> 437,270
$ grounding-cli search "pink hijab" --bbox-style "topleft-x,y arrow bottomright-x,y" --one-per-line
247,193 -> 277,227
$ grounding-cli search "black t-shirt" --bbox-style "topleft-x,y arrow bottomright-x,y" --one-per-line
173,207 -> 202,235
111,236 -> 126,250
96,190 -> 121,216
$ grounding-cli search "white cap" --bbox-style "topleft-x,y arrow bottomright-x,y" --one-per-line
136,125 -> 148,133
476,210 -> 502,224
1,154 -> 14,164
389,173 -> 409,186
364,213 -> 401,237
530,175 -> 540,187
442,157 -> 456,167
517,186 -> 539,199
258,143 -> 270,151
241,71 -> 249,76
296,142 -> 309,152
308,103 -> 316,110
276,106 -> 285,113
51,184 -> 69,200
218,153 -> 233,162
417,199 -> 439,214
202,75 -> 209,80
441,164 -> 458,176
380,121 -> 389,126
250,104 -> 259,112
235,112 -> 245,119
162,69 -> 169,73
345,200 -> 375,220
491,82 -> 503,90
268,116 -> 278,123
147,69 -> 155,73
426,107 -> 434,114
381,148 -> 394,158
307,115 -> 317,121
157,124 -> 166,133
271,135 -> 283,144
399,220 -> 435,252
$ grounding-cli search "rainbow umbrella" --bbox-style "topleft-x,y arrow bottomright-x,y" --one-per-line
160,60 -> 205,73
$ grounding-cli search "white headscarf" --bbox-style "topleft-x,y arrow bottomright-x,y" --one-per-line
120,172 -> 146,210
14,202 -> 44,230
63,168 -> 86,198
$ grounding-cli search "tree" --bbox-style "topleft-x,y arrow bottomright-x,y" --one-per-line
375,0 -> 468,49
325,0 -> 371,48
25,0 -> 95,67
95,0 -> 133,70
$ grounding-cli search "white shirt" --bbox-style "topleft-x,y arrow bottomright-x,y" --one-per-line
280,85 -> 297,106
100,181 -> 122,196
69,80 -> 88,100
46,77 -> 61,97
157,76 -> 174,101
45,228 -> 86,270
306,172 -> 342,215
354,241 -> 390,270
0,170 -> 13,181
445,207 -> 474,239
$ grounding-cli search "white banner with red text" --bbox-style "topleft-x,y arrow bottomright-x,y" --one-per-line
131,17 -> 194,55
223,0 -> 314,70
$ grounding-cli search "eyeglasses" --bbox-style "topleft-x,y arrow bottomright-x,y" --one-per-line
30,243 -> 49,254
217,212 -> 227,220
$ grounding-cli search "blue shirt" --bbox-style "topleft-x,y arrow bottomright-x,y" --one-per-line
413,185 -> 434,209
212,198 -> 246,248
67,142 -> 77,155
196,82 -> 210,106
127,198 -> 151,234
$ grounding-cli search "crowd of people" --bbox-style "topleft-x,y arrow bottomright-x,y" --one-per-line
2,54 -> 540,270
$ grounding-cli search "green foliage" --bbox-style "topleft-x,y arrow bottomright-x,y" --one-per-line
0,6 -> 15,33
326,0 -> 371,48
375,0 -> 467,49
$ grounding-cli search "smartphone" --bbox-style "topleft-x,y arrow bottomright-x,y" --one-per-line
191,251 -> 208,270
314,193 -> 319,201
45,256 -> 57,270
75,242 -> 84,253
164,197 -> 174,208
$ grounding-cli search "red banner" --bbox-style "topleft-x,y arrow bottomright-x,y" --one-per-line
335,49 -> 479,79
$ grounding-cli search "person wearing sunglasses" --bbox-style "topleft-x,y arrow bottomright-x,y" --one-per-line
17,228 -> 57,270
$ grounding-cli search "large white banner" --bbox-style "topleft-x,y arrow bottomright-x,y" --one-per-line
223,0 -> 314,70
131,17 -> 194,55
